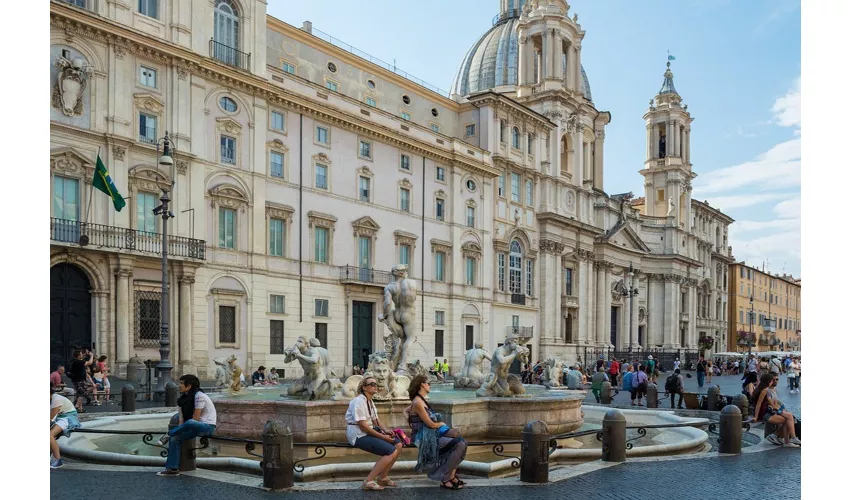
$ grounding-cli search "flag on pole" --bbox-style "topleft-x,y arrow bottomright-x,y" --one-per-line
92,153 -> 126,212
668,54 -> 676,61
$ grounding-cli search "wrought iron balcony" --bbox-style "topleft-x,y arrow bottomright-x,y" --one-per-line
50,218 -> 205,260
339,265 -> 393,286
60,0 -> 92,11
506,325 -> 534,338
209,39 -> 251,71
510,293 -> 526,305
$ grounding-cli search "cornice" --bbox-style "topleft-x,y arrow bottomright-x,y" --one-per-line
536,211 -> 605,236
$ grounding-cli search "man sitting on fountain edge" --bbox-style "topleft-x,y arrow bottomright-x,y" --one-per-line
156,374 -> 217,476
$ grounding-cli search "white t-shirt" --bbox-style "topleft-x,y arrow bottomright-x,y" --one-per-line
51,393 -> 76,415
344,394 -> 377,445
769,358 -> 781,373
673,361 -> 680,370
194,391 -> 217,426
747,359 -> 757,372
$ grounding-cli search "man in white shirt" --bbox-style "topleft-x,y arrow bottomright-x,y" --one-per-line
156,375 -> 217,476
747,354 -> 758,374
673,359 -> 681,371
51,387 -> 81,469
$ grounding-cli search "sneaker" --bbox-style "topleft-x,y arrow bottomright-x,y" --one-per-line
50,458 -> 63,469
790,437 -> 801,446
766,434 -> 782,446
156,435 -> 170,447
782,442 -> 800,448
157,468 -> 180,476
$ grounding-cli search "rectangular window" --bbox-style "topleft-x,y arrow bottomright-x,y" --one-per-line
401,111 -> 411,121
400,188 -> 410,212
436,166 -> 445,181
435,330 -> 444,357
435,311 -> 445,326
134,291 -> 161,347
136,192 -> 157,233
465,257 -> 476,286
270,294 -> 285,314
400,154 -> 410,171
316,126 -> 329,144
314,227 -> 329,263
436,199 -> 445,221
138,0 -> 158,18
326,80 -> 338,92
466,206 -> 475,227
365,96 -> 377,107
399,244 -> 410,267
139,65 -> 157,87
269,218 -> 284,256
511,173 -> 521,203
219,208 -> 235,249
359,140 -> 371,159
526,259 -> 533,296
466,325 -> 474,350
500,120 -> 506,143
528,133 -> 533,153
271,111 -> 285,131
315,323 -> 328,348
139,113 -> 157,144
435,251 -> 445,282
315,164 -> 328,189
466,124 -> 475,136
525,179 -> 533,206
497,253 -> 505,291
270,320 -> 285,354
498,174 -> 505,197
53,176 -> 80,221
282,61 -> 296,75
657,189 -> 665,202
219,305 -> 236,344
565,268 -> 573,295
221,136 -> 236,164
359,176 -> 370,202
314,299 -> 329,317
430,123 -> 440,133
270,152 -> 284,178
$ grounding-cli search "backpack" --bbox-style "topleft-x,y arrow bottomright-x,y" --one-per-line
665,373 -> 681,393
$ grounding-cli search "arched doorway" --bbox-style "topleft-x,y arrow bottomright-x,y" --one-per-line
50,263 -> 91,370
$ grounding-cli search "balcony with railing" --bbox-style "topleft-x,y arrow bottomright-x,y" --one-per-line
59,0 -> 92,11
51,218 -> 205,260
221,146 -> 236,164
506,325 -> 534,338
209,39 -> 251,71
139,127 -> 157,145
339,265 -> 393,287
510,293 -> 526,305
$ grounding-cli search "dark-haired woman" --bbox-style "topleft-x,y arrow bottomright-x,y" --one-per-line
753,373 -> 800,447
155,374 -> 217,476
344,376 -> 402,491
406,375 -> 467,490
742,371 -> 758,413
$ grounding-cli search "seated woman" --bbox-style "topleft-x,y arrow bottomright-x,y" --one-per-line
741,371 -> 758,414
267,368 -> 280,385
753,373 -> 800,447
405,375 -> 468,490
344,376 -> 402,491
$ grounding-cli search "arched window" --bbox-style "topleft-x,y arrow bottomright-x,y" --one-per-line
214,0 -> 240,65
512,127 -> 521,149
509,240 -> 523,294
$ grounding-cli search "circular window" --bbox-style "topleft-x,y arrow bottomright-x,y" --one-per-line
219,96 -> 237,113
327,62 -> 337,73
431,108 -> 439,117
402,95 -> 411,105
466,179 -> 477,192
367,79 -> 376,89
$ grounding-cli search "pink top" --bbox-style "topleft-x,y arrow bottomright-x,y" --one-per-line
50,371 -> 62,387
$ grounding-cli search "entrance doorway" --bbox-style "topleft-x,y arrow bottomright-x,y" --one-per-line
352,301 -> 373,370
638,325 -> 645,347
50,263 -> 92,371
465,325 -> 474,350
610,307 -> 619,347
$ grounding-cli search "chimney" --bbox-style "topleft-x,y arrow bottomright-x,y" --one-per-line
302,21 -> 312,34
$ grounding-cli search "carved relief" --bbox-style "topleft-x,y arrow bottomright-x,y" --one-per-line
307,211 -> 337,230
265,202 -> 294,220
352,216 -> 380,238
566,190 -> 576,211
208,184 -> 248,211
216,117 -> 243,136
461,241 -> 483,258
50,149 -> 94,180
430,238 -> 452,254
176,160 -> 188,175
399,178 -> 413,190
111,145 -> 126,161
393,230 -> 418,247
357,165 -> 374,177
435,189 -> 447,199
52,54 -> 92,117
176,63 -> 189,81
134,93 -> 165,115
539,239 -> 565,255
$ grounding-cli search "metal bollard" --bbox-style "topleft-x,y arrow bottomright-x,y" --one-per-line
600,381 -> 610,404
121,384 -> 136,412
168,413 -> 196,472
646,383 -> 658,408
732,394 -> 749,418
601,409 -> 626,463
719,405 -> 742,454
706,385 -> 720,411
520,420 -> 550,483
262,420 -> 294,490
165,382 -> 178,407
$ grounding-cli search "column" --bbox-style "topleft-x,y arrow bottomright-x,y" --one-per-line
670,120 -> 676,157
645,125 -> 652,161
518,36 -> 527,86
663,279 -> 676,348
631,285 -> 640,348
684,130 -> 690,163
689,286 -> 698,348
115,269 -> 131,369
573,127 -> 583,184
541,31 -> 550,80
178,276 -> 194,372
595,263 -> 606,345
586,258 -> 595,344
652,125 -> 658,158
539,248 -> 556,344
548,29 -> 556,78
577,259 -> 588,341
574,44 -> 582,92
622,282 -> 631,350
554,36 -> 564,81
603,264 -> 613,347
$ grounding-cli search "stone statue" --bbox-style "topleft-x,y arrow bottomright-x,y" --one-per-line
476,333 -> 530,397
284,336 -> 341,400
543,358 -> 567,389
227,356 -> 244,393
667,196 -> 675,217
212,355 -> 237,388
52,55 -> 92,117
378,265 -> 417,375
338,352 -> 410,400
454,343 -> 492,389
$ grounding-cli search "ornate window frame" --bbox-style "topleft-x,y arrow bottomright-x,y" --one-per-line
312,152 -> 332,191
314,122 -> 331,149
50,148 -> 94,220
269,108 -> 287,135
266,139 -> 289,181
431,239 -> 453,283
434,189 -> 447,222
394,230 -> 418,277
357,166 -> 374,203
266,202 -> 294,258
134,93 -> 164,145
216,117 -> 243,167
465,199 -> 477,228
212,288 -> 244,349
398,178 -> 413,213
208,183 -> 249,252
462,241 -> 482,287
308,211 -> 337,264
399,151 -> 412,174
357,137 -> 373,161
127,165 -> 171,232
352,216 -> 381,268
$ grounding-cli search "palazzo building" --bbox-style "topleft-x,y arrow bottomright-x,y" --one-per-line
49,0 -> 734,380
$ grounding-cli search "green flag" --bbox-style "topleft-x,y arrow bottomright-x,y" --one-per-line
668,54 -> 676,61
92,154 -> 126,212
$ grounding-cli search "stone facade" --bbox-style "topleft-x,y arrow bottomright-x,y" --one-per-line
49,0 -> 734,380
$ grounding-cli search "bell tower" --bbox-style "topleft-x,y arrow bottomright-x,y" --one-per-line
639,60 -> 696,228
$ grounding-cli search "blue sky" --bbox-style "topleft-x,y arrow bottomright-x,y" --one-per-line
268,0 -> 801,276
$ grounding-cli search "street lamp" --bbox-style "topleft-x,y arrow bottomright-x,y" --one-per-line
153,132 -> 176,400
622,263 -> 640,353
748,295 -> 754,360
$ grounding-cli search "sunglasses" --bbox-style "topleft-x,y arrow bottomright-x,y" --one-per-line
364,382 -> 378,388
423,381 -> 431,385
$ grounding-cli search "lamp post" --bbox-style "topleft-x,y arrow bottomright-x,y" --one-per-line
622,263 -> 639,353
153,132 -> 176,400
747,295 -> 754,359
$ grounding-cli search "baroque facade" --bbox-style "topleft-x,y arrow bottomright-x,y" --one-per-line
49,0 -> 734,380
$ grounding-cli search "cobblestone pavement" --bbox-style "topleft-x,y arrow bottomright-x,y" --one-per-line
50,447 -> 800,499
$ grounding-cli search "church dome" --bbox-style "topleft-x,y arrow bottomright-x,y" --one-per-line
450,15 -> 592,101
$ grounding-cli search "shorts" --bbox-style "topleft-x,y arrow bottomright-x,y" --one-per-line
53,413 -> 82,437
354,434 -> 398,456
74,380 -> 88,398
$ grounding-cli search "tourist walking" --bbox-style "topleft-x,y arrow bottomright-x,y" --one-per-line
696,355 -> 707,389
673,358 -> 680,371
769,356 -> 782,376
645,356 -> 657,384
789,358 -> 800,393
156,375 -> 217,476
591,366 -> 609,403
608,358 -> 620,388
631,365 -> 649,406
753,373 -> 800,447
50,385 -> 81,469
706,360 -> 713,384
665,369 -> 685,409
345,376 -> 402,490
406,375 -> 468,490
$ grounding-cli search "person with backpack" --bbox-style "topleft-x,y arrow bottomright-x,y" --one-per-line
621,363 -> 634,396
665,368 -> 685,409
590,367 -> 609,403
645,356 -> 656,383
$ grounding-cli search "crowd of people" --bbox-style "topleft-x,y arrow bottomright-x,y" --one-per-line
50,349 -> 114,413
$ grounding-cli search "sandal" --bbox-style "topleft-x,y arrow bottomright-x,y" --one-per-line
362,480 -> 384,491
441,480 -> 462,490
377,477 -> 397,487
451,476 -> 466,486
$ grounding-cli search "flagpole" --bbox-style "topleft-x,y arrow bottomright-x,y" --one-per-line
85,146 -> 100,224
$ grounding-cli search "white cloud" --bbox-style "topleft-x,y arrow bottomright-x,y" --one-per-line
772,76 -> 801,128
694,137 -> 800,194
703,193 -> 788,211
730,230 -> 800,276
773,196 -> 800,219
